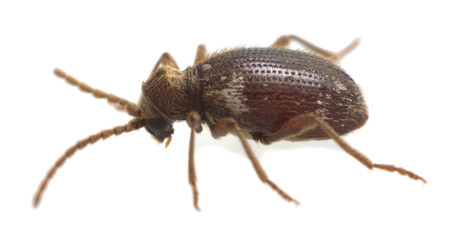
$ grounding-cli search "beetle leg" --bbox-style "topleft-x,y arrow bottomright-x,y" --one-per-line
194,44 -> 208,64
271,35 -> 360,62
152,52 -> 179,72
281,113 -> 426,183
186,111 -> 202,211
213,118 -> 300,205
262,113 -> 319,144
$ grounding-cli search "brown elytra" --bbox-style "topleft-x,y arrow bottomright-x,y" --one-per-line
34,35 -> 426,211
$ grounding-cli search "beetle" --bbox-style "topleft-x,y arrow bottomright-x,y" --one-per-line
33,35 -> 426,210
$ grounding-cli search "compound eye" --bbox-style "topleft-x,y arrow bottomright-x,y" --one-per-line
147,118 -> 164,132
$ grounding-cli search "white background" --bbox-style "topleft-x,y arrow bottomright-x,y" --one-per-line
1,1 -> 460,239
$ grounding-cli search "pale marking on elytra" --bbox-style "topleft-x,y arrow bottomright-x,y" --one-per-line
334,80 -> 347,92
315,108 -> 330,120
205,72 -> 250,116
201,64 -> 211,71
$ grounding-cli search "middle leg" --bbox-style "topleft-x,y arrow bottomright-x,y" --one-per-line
213,118 -> 299,205
194,44 -> 208,64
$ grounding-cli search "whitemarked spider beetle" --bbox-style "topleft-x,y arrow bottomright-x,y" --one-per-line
34,35 -> 426,210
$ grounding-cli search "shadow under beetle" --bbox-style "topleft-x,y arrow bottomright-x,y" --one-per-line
34,35 -> 426,210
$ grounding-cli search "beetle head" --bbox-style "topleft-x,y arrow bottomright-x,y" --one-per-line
145,117 -> 174,143
139,95 -> 175,143
140,65 -> 190,143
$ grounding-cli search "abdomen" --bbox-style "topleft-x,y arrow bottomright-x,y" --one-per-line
197,47 -> 368,142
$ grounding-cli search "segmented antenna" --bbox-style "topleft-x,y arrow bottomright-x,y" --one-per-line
53,69 -> 141,117
33,69 -> 146,207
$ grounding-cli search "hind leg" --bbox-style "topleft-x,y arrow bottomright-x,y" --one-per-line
271,34 -> 360,62
273,113 -> 427,183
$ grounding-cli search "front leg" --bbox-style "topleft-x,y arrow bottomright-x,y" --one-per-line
152,52 -> 179,72
186,111 -> 202,211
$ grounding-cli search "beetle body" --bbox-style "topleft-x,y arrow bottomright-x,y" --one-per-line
34,36 -> 425,210
142,47 -> 368,144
